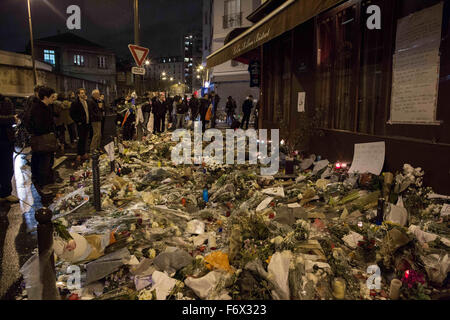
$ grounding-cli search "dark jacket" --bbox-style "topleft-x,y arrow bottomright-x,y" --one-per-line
225,100 -> 236,114
199,98 -> 210,119
242,98 -> 254,114
189,97 -> 200,116
88,98 -> 103,122
153,99 -> 167,116
70,98 -> 89,125
0,95 -> 15,144
142,101 -> 152,113
29,100 -> 55,136
176,102 -> 185,114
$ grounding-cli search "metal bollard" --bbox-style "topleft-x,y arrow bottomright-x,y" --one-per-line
92,152 -> 101,212
35,207 -> 60,300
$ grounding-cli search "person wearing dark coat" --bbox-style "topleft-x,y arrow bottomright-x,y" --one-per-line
152,94 -> 167,134
210,91 -> 220,128
70,88 -> 90,162
189,93 -> 200,122
225,96 -> 236,127
88,89 -> 103,153
29,87 -> 57,190
199,94 -> 210,133
0,94 -> 19,203
240,95 -> 254,130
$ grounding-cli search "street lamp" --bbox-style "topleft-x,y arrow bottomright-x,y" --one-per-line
162,72 -> 166,77
26,0 -> 38,85
170,77 -> 173,81
145,59 -> 150,66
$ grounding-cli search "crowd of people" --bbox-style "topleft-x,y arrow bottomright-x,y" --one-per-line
0,85 -> 109,200
117,90 -> 260,141
0,85 -> 259,202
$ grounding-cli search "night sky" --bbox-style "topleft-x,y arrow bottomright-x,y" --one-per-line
0,0 -> 202,59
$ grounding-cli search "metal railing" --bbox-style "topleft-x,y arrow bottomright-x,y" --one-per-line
223,12 -> 242,29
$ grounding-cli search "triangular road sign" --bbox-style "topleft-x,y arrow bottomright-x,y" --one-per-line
128,44 -> 149,67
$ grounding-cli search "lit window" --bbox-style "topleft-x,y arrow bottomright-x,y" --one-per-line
43,49 -> 55,66
74,54 -> 85,66
98,56 -> 107,69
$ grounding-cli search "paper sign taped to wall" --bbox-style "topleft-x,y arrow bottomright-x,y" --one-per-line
349,142 -> 385,175
297,92 -> 306,112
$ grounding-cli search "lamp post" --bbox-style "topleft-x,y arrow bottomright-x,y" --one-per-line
27,0 -> 38,85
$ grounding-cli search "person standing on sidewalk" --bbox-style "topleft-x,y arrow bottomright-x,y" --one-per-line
29,87 -> 58,193
175,96 -> 185,129
210,91 -> 220,128
225,96 -> 236,127
70,88 -> 90,163
89,89 -> 103,153
60,94 -> 77,147
0,94 -> 19,203
240,95 -> 254,130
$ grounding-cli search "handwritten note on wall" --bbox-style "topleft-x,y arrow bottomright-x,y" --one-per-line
349,142 -> 385,175
390,2 -> 443,124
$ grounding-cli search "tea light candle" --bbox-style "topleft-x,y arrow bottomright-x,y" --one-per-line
389,279 -> 402,300
332,278 -> 346,299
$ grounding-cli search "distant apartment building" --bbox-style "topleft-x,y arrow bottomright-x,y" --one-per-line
210,0 -> 261,112
183,33 -> 203,92
147,56 -> 184,84
31,32 -> 117,91
202,0 -> 214,63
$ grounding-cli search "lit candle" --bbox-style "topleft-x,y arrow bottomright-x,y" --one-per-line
389,279 -> 402,300
332,278 -> 346,299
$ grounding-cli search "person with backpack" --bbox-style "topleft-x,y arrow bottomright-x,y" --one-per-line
0,94 -> 19,203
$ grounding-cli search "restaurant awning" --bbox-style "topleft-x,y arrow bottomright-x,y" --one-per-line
207,0 -> 345,68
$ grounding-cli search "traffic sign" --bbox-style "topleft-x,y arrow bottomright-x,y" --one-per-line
128,44 -> 149,67
132,67 -> 146,75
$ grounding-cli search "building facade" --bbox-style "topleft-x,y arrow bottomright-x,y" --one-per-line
210,0 -> 261,113
0,49 -> 112,103
147,56 -> 184,85
183,34 -> 203,92
202,0 -> 214,64
207,0 -> 450,194
32,33 -> 117,91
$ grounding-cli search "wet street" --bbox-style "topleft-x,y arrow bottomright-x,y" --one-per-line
0,149 -> 70,299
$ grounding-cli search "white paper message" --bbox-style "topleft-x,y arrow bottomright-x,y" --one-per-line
349,142 -> 385,175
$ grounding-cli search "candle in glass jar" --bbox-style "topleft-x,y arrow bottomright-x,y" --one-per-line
389,279 -> 402,300
332,278 -> 346,299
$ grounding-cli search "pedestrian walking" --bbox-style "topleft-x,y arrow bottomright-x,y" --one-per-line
240,95 -> 254,130
0,94 -> 19,203
89,89 -> 103,153
29,87 -> 58,193
70,88 -> 91,163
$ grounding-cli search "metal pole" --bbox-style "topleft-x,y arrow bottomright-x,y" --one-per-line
27,0 -> 38,85
35,207 -> 59,300
134,0 -> 140,45
92,152 -> 101,212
